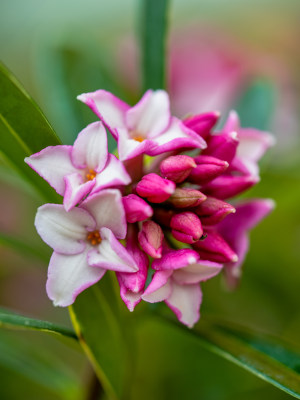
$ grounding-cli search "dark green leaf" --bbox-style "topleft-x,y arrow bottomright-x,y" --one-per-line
0,62 -> 61,202
235,79 -> 275,130
140,0 -> 169,91
0,308 -> 77,340
69,274 -> 133,400
163,317 -> 300,398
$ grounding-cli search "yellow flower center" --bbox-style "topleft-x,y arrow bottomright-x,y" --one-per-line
85,169 -> 97,181
131,130 -> 145,142
86,230 -> 102,246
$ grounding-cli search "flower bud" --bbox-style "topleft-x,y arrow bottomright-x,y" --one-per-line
168,188 -> 206,208
160,155 -> 196,183
138,220 -> 164,258
184,112 -> 220,140
193,230 -> 238,263
171,212 -> 203,244
188,155 -> 229,185
136,173 -> 175,203
202,175 -> 259,200
122,194 -> 153,223
202,131 -> 239,163
194,197 -> 236,225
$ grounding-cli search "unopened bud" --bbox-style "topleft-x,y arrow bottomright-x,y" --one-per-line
188,155 -> 229,185
122,194 -> 153,223
160,155 -> 196,183
171,212 -> 203,244
184,112 -> 220,139
136,173 -> 175,203
168,188 -> 206,208
202,175 -> 259,200
203,131 -> 239,163
138,220 -> 164,258
194,197 -> 236,225
193,230 -> 238,263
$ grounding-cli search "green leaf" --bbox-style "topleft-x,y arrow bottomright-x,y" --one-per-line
0,62 -> 61,202
235,79 -> 276,130
0,308 -> 77,340
164,317 -> 300,398
69,274 -> 133,400
140,0 -> 169,91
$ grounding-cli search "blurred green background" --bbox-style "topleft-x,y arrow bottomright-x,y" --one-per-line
0,0 -> 300,399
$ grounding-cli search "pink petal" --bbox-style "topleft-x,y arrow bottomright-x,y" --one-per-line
142,270 -> 173,303
63,173 -> 95,211
71,121 -> 108,172
87,227 -> 138,273
148,118 -> 207,156
35,204 -> 96,254
152,248 -> 200,271
117,128 -> 156,161
25,146 -> 76,196
77,90 -> 129,137
172,260 -> 223,285
223,110 -> 240,133
93,154 -> 131,191
126,90 -> 171,137
236,128 -> 276,162
46,249 -> 105,307
81,189 -> 127,239
165,282 -> 202,328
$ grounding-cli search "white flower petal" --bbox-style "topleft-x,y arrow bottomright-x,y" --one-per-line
93,154 -> 131,189
172,260 -> 223,285
35,204 -> 96,254
46,249 -> 105,307
63,173 -> 95,211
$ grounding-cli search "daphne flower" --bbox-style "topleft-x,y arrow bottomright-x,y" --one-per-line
142,247 -> 223,327
77,89 -> 207,161
35,189 -> 138,306
25,122 -> 131,211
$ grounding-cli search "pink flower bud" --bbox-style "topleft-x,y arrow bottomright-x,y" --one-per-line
136,173 -> 175,203
184,112 -> 220,140
193,230 -> 238,263
122,194 -> 153,223
202,131 -> 239,163
194,197 -> 236,225
138,220 -> 164,258
160,155 -> 196,183
202,175 -> 259,200
168,188 -> 206,208
188,155 -> 229,185
171,212 -> 203,244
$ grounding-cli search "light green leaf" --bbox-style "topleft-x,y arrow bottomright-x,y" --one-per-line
0,308 -> 77,340
163,316 -> 300,398
0,62 -> 61,202
140,0 -> 169,91
69,274 -> 133,400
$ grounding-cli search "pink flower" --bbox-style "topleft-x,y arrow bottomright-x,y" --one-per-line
142,248 -> 223,327
25,122 -> 130,211
35,190 -> 138,306
77,89 -> 207,161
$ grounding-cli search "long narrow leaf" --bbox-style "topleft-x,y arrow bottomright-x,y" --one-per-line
0,309 -> 77,340
162,316 -> 300,398
140,0 -> 169,91
0,62 -> 61,202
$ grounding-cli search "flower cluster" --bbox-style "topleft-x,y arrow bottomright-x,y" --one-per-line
25,89 -> 274,327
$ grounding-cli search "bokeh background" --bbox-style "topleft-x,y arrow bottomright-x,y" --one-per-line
0,0 -> 300,399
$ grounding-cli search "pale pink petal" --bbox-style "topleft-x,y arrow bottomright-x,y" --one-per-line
117,128 -> 156,161
63,173 -> 95,211
87,227 -> 138,273
148,118 -> 207,156
35,204 -> 96,254
81,189 -> 127,239
93,154 -> 131,190
142,270 -> 173,303
46,249 -> 105,307
25,146 -> 76,196
223,110 -> 240,133
165,282 -> 202,328
152,248 -> 200,271
172,260 -> 223,285
119,286 -> 142,312
72,122 -> 108,172
236,128 -> 276,162
126,90 -> 171,137
77,90 -> 129,137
